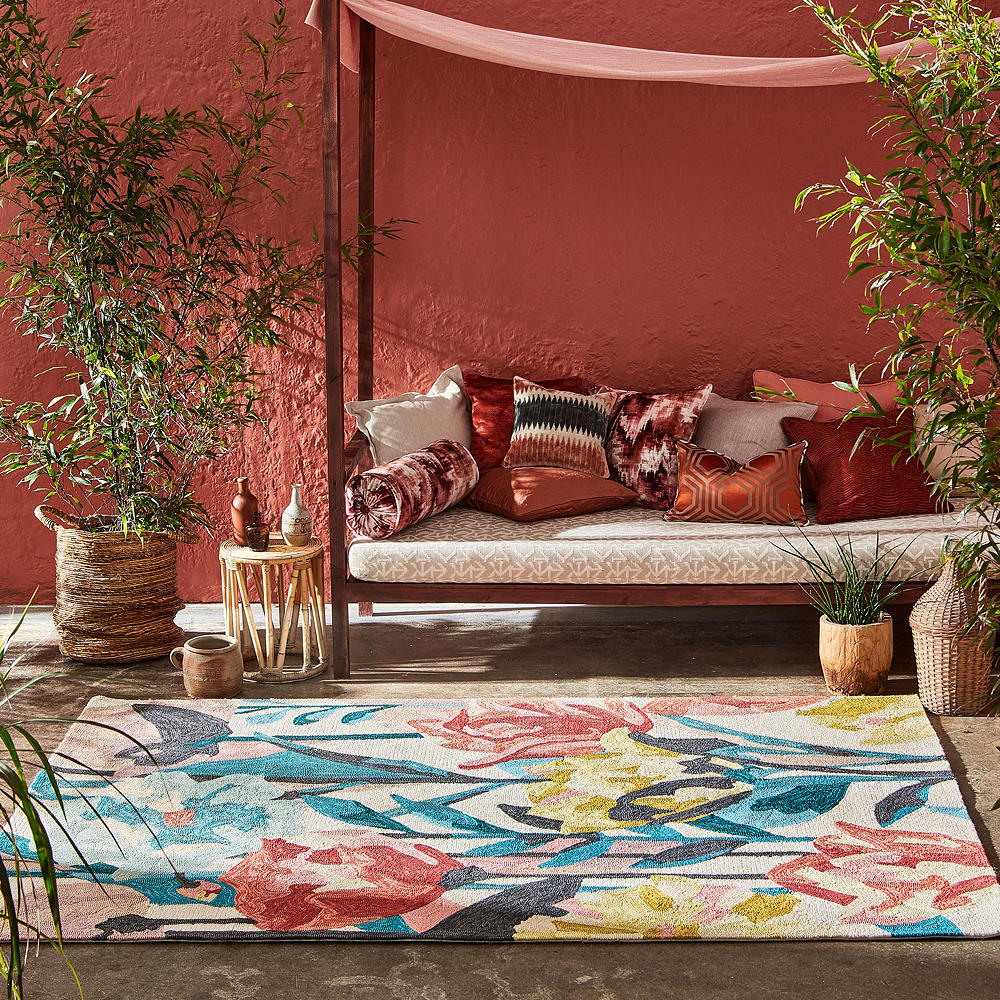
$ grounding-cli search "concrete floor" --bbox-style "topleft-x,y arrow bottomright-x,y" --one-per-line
6,602 -> 1000,1000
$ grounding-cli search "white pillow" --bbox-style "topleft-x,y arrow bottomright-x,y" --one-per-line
345,365 -> 471,465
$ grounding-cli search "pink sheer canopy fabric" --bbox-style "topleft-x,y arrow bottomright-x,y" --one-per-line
306,0 -> 939,87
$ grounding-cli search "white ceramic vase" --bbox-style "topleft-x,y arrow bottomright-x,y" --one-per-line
281,484 -> 313,546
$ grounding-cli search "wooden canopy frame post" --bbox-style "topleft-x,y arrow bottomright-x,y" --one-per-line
324,8 -> 377,679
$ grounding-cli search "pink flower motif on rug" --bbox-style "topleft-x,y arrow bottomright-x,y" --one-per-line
221,833 -> 461,931
406,699 -> 654,769
645,696 -> 822,717
768,822 -> 1000,926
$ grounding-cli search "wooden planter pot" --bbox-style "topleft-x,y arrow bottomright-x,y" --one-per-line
818,614 -> 893,695
36,505 -> 183,663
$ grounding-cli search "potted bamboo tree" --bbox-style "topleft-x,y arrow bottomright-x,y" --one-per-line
799,0 -> 1000,710
0,3 -> 321,661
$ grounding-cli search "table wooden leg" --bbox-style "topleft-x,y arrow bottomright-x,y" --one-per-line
235,564 -> 266,670
299,565 -> 312,668
276,568 -> 300,671
306,561 -> 327,662
263,563 -> 275,671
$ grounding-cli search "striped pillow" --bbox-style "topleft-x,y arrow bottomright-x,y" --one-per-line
503,378 -> 612,478
666,440 -> 808,525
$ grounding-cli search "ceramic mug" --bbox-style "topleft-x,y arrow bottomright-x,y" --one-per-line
170,634 -> 244,698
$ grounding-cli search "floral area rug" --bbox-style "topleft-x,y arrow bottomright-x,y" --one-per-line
8,695 -> 1000,941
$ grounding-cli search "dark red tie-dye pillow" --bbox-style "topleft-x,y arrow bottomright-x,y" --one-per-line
464,373 -> 584,470
596,384 -> 713,508
780,413 -> 943,524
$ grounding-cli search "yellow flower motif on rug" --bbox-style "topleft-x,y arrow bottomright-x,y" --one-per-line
525,727 -> 753,833
514,875 -> 814,940
795,696 -> 934,745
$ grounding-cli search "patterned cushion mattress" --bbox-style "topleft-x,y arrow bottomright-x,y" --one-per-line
348,503 -> 980,586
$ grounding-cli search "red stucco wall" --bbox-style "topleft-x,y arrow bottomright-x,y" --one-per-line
0,1 -> 941,602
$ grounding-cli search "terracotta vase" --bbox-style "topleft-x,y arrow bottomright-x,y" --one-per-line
231,477 -> 259,546
170,634 -> 244,698
911,557 -> 994,715
818,614 -> 893,695
281,484 -> 313,546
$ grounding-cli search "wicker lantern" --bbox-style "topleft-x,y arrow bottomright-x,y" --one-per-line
35,505 -> 183,663
910,557 -> 994,715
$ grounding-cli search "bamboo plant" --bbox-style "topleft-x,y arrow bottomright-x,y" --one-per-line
0,0 -> 322,537
797,0 -> 1000,619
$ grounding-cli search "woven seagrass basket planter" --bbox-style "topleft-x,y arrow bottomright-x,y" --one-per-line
35,505 -> 183,664
910,557 -> 994,716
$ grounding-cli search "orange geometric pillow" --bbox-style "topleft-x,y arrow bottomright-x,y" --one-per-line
666,440 -> 808,525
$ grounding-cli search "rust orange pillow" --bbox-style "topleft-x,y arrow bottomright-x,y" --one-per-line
666,440 -> 808,525
754,369 -> 899,421
781,414 -> 942,524
464,373 -> 583,470
467,467 -> 636,522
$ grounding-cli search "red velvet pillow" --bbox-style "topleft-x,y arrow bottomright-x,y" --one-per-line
780,414 -> 943,524
465,373 -> 583,469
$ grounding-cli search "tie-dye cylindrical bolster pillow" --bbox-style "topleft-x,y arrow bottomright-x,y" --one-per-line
346,439 -> 480,539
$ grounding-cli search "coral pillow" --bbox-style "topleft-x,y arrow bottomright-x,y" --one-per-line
667,441 -> 808,525
464,373 -> 583,470
754,370 -> 899,421
596,383 -> 712,509
467,467 -> 636,522
781,414 -> 942,524
503,378 -> 611,477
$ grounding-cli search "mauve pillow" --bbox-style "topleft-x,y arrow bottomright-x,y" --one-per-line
781,414 -> 943,524
596,383 -> 712,509
754,370 -> 899,421
465,373 -> 583,470
467,467 -> 636,522
693,393 -> 817,465
667,440 -> 808,525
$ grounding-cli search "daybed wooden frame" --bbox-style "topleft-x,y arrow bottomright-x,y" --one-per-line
319,12 -> 913,679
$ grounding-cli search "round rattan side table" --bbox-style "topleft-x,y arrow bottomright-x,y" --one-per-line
219,535 -> 327,682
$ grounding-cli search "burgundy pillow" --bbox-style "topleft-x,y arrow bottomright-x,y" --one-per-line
780,414 -> 943,524
465,373 -> 583,470
596,384 -> 713,509
467,467 -> 636,522
346,439 -> 478,538
667,440 -> 807,525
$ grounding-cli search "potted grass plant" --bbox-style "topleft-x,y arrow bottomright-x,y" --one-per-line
797,0 -> 1000,707
0,3 -> 321,662
775,533 -> 916,694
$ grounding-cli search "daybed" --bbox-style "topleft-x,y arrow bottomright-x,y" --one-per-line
314,6 -> 977,678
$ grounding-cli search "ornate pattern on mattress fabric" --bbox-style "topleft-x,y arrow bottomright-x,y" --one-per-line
693,393 -> 817,465
464,373 -> 583,470
667,441 -> 807,526
503,378 -> 611,477
345,439 -> 479,539
347,503 -> 979,585
781,414 -> 943,525
596,383 -> 712,509
754,370 -> 899,422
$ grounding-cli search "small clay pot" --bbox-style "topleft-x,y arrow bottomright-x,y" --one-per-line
231,478 -> 259,546
170,634 -> 244,698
